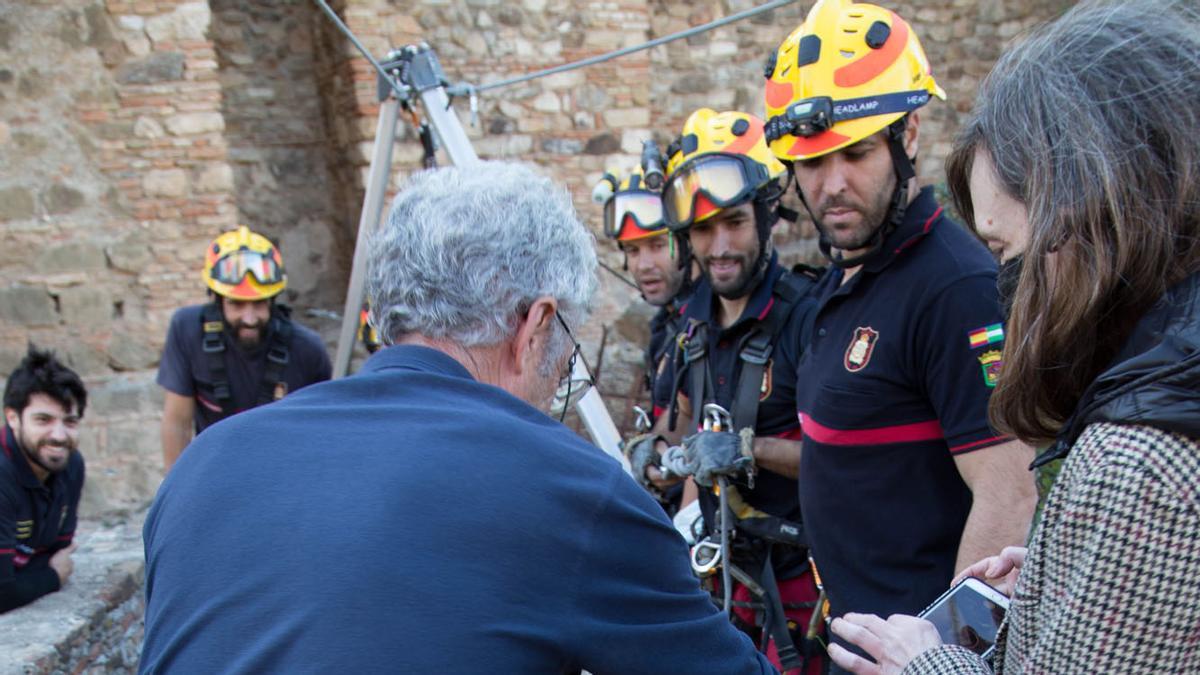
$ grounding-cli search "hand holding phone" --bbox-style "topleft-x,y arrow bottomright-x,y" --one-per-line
917,577 -> 1010,658
954,546 -> 1027,596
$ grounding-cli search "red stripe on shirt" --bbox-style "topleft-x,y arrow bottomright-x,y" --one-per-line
0,549 -> 14,556
772,427 -> 804,441
799,414 -> 944,446
894,207 -> 944,255
757,297 -> 776,322
652,405 -> 666,419
949,435 -> 1010,455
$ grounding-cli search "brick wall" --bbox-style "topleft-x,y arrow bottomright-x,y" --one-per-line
0,0 -> 1071,515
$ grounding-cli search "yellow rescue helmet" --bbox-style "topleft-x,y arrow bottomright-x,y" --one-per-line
202,226 -> 287,301
662,109 -> 787,231
763,0 -> 945,161
595,164 -> 670,242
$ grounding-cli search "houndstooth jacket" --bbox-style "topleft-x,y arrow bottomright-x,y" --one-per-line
906,272 -> 1200,674
905,421 -> 1200,674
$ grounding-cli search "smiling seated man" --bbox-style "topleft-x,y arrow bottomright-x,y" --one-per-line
0,345 -> 87,613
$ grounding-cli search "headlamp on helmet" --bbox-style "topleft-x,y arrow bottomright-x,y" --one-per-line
763,0 -> 945,161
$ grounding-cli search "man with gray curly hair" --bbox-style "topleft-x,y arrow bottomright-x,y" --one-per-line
140,161 -> 773,674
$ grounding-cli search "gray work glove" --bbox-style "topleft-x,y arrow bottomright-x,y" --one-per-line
681,428 -> 755,488
622,433 -> 665,493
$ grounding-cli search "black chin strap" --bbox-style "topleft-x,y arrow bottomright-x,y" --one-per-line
801,117 -> 916,269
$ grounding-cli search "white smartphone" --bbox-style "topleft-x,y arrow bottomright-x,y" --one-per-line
917,577 -> 1010,659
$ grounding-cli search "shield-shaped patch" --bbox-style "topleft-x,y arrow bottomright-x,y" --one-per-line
844,327 -> 879,373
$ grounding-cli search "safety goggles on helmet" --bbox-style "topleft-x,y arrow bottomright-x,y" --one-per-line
662,153 -> 771,231
209,249 -> 285,287
604,190 -> 667,240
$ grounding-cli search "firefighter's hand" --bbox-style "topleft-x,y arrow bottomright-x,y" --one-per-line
49,542 -> 77,586
646,463 -> 685,492
623,434 -> 666,493
682,429 -> 755,487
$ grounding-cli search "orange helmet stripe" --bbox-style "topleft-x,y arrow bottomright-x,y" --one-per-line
765,78 -> 796,110
695,193 -> 719,220
787,129 -> 852,157
228,277 -> 260,299
723,119 -> 766,157
834,12 -> 909,88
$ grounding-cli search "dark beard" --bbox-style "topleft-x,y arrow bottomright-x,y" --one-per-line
232,323 -> 267,349
17,433 -> 72,475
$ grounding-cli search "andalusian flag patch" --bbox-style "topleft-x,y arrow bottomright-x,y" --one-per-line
967,323 -> 1005,349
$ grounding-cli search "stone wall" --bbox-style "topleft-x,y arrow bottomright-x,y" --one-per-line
0,514 -> 146,675
1,0 -> 1073,517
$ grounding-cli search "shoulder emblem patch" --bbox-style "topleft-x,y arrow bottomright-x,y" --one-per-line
273,381 -> 289,400
968,323 -> 1005,349
979,349 -> 1003,388
844,327 -> 879,373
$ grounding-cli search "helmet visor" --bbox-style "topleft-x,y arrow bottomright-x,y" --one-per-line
604,190 -> 666,239
663,154 -> 768,231
211,249 -> 284,287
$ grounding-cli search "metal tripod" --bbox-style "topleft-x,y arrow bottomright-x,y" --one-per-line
330,45 -> 630,474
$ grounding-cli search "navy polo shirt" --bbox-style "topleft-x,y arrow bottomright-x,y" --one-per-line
156,304 -> 332,433
0,425 -> 84,613
142,345 -> 773,674
795,187 -> 1008,621
673,255 -> 815,526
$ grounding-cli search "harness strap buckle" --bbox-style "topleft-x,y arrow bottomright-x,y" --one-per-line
739,339 -> 773,366
266,344 -> 289,365
201,334 -> 224,354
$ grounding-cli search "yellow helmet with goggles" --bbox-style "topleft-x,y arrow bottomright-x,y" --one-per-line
763,0 -> 944,161
595,165 -> 669,243
662,109 -> 788,232
202,226 -> 287,301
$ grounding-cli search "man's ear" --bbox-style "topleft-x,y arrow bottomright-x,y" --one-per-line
4,407 -> 19,429
510,297 -> 558,376
904,111 -> 921,161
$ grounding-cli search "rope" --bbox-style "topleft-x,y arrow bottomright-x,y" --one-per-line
313,0 -> 408,99
449,0 -> 798,96
315,0 -> 798,100
599,260 -> 640,291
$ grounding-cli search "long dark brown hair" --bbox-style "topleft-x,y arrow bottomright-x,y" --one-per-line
945,0 -> 1200,444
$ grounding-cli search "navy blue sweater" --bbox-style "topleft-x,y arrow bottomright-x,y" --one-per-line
141,345 -> 773,674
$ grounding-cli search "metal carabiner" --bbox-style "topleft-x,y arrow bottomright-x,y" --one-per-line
702,403 -> 732,433
633,405 -> 652,434
690,537 -> 722,577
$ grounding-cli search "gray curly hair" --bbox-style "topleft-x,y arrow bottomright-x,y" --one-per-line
366,162 -> 598,350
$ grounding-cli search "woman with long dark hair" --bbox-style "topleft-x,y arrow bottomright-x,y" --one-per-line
827,1 -> 1200,672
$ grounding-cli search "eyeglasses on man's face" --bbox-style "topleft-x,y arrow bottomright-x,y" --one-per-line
551,312 -> 594,421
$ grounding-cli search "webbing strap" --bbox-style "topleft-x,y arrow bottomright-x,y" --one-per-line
684,320 -> 711,433
761,546 -> 804,672
731,271 -> 813,432
199,302 -> 294,419
201,302 -> 231,407
256,306 -> 292,406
